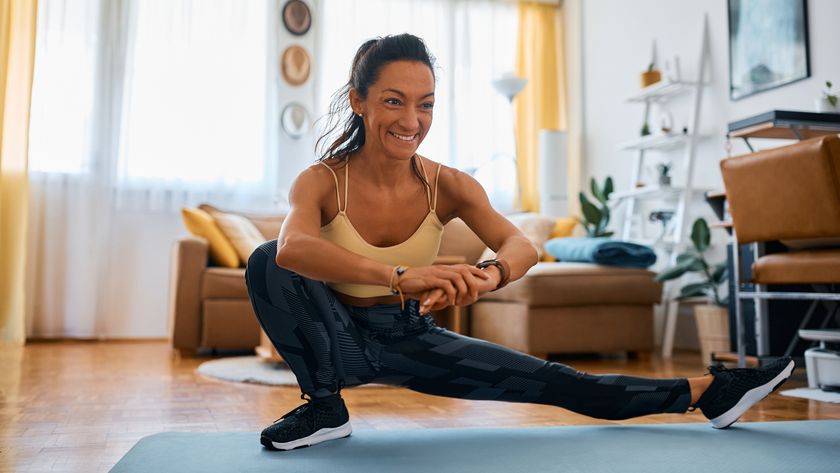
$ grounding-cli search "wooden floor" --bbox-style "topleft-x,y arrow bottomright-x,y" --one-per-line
1,341 -> 837,472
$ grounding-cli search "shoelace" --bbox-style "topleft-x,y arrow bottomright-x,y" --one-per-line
275,389 -> 343,424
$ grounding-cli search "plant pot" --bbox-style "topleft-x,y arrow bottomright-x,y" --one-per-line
658,175 -> 671,187
815,97 -> 840,114
694,304 -> 730,365
640,70 -> 662,88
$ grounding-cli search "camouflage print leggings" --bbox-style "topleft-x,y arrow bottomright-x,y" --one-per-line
245,240 -> 690,420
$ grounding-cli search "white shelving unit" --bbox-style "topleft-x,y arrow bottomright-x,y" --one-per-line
611,14 -> 711,359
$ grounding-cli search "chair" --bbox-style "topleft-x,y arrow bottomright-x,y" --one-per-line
720,135 -> 840,367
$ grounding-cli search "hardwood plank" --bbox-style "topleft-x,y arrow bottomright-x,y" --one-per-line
0,341 -> 836,472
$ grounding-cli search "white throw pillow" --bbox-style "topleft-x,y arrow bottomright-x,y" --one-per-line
213,213 -> 267,265
479,213 -> 556,261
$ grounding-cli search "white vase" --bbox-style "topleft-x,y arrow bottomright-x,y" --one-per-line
815,97 -> 840,113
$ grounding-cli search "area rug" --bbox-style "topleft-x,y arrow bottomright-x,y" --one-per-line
196,356 -> 387,388
109,421 -> 840,473
781,387 -> 840,403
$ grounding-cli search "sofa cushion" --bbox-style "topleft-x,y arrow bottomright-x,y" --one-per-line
181,208 -> 241,268
202,267 -> 248,299
213,212 -> 266,265
480,262 -> 662,306
753,248 -> 840,284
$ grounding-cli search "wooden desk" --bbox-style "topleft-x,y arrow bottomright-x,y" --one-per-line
728,110 -> 840,151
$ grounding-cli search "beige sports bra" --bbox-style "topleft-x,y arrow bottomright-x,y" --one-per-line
318,156 -> 444,298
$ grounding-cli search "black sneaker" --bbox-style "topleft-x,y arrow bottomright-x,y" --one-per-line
260,393 -> 351,450
690,356 -> 795,429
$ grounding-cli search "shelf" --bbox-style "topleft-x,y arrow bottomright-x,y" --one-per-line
632,237 -> 677,250
617,133 -> 692,151
611,185 -> 686,201
625,81 -> 697,103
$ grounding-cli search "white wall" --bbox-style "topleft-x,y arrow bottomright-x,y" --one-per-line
582,0 -> 840,189
580,0 -> 840,348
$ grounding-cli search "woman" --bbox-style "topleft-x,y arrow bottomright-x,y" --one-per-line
246,34 -> 793,451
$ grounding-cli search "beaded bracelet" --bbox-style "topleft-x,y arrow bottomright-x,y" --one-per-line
389,265 -> 410,311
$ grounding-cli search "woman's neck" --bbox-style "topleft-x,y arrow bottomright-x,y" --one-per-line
351,149 -> 417,190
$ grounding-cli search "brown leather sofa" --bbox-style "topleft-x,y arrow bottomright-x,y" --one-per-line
168,212 -> 662,357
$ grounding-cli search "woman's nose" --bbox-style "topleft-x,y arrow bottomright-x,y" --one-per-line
399,107 -> 419,129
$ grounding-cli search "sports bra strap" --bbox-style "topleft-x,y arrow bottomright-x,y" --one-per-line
432,163 -> 442,212
414,154 -> 434,212
318,158 -> 348,213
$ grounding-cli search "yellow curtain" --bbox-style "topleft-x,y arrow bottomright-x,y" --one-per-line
514,1 -> 567,212
0,0 -> 37,344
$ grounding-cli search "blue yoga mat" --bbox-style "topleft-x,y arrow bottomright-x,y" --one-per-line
110,421 -> 840,473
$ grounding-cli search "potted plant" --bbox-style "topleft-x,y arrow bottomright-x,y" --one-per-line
656,218 -> 729,364
816,80 -> 839,113
641,62 -> 662,88
656,162 -> 672,186
578,176 -> 614,237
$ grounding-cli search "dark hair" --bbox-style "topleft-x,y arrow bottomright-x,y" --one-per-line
315,34 -> 437,185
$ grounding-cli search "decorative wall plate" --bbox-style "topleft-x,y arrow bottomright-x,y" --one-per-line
282,0 -> 311,36
281,103 -> 310,138
280,45 -> 311,86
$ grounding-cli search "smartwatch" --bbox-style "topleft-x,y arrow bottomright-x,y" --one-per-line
476,258 -> 511,291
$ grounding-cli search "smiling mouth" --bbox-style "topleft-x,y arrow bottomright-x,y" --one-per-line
389,131 -> 418,142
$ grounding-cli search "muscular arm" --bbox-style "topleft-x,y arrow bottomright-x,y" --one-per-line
275,166 -> 392,287
452,171 -> 540,287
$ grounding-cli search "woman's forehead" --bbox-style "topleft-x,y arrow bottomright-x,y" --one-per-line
371,60 -> 435,94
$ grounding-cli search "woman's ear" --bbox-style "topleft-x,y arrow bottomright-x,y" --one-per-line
348,88 -> 364,116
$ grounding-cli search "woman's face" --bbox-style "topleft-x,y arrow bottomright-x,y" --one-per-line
351,60 -> 435,161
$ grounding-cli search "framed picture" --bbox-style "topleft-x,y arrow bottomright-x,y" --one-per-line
282,0 -> 311,36
728,0 -> 810,100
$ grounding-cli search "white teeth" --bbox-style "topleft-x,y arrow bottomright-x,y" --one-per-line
390,132 -> 416,142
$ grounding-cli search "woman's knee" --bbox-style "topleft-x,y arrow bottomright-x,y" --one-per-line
245,240 -> 280,297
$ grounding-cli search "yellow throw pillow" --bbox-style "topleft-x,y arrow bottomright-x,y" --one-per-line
213,212 -> 267,265
542,217 -> 579,262
181,208 -> 241,268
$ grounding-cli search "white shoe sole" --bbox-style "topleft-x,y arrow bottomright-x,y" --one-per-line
268,421 -> 352,450
709,359 -> 794,429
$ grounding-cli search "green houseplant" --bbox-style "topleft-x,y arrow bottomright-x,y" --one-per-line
656,218 -> 729,363
578,176 -> 614,238
816,80 -> 839,113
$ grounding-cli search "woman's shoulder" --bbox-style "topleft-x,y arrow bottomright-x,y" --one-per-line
417,155 -> 487,219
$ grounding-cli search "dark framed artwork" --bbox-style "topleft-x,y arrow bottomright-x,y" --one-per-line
728,0 -> 810,100
282,0 -> 311,36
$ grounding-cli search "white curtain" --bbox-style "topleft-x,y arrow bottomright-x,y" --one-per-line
26,0 -> 277,338
317,0 -> 518,208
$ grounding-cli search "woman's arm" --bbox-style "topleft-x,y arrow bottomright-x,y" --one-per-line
275,166 -> 393,286
418,170 -> 539,312
454,171 -> 540,285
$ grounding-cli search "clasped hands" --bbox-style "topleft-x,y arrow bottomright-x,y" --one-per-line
396,264 -> 500,314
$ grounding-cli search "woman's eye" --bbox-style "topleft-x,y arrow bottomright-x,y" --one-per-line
422,102 -> 435,110
385,98 -> 401,105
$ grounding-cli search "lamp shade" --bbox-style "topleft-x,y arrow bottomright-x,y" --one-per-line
492,73 -> 528,101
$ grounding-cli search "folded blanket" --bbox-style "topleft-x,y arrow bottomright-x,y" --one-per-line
543,237 -> 657,268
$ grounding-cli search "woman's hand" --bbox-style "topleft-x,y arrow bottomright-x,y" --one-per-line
398,264 -> 492,310
411,266 -> 501,314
